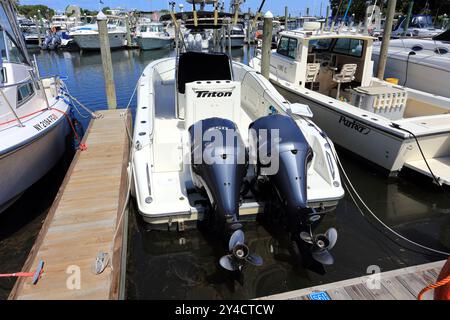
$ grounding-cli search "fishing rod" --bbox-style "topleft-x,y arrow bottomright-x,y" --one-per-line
252,0 -> 266,28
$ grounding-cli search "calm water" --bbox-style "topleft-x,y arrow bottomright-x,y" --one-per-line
0,46 -> 449,300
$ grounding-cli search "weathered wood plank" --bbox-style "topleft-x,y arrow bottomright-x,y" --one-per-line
9,109 -> 130,300
256,260 -> 445,300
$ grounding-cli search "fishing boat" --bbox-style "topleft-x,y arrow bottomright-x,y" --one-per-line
223,23 -> 245,47
69,14 -> 127,50
0,1 -> 72,212
392,14 -> 444,38
131,15 -> 345,269
250,25 -> 450,187
17,17 -> 44,47
135,21 -> 173,50
372,29 -> 450,98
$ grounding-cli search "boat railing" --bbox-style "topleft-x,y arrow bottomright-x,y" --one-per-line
0,74 -> 61,127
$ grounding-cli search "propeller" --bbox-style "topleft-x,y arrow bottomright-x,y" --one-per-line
300,227 -> 338,265
219,230 -> 263,271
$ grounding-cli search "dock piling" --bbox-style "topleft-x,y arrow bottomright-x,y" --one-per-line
125,15 -> 132,48
97,12 -> 117,109
261,11 -> 273,80
284,6 -> 288,30
376,0 -> 397,80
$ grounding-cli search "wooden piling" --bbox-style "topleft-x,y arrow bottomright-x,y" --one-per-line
376,0 -> 397,80
403,1 -> 414,36
125,15 -> 132,48
97,12 -> 117,109
284,6 -> 288,30
261,11 -> 273,80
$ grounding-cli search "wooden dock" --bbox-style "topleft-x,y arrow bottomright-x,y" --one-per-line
257,260 -> 446,300
9,109 -> 131,300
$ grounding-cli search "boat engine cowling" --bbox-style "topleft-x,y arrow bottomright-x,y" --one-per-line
249,114 -> 313,213
189,117 -> 248,230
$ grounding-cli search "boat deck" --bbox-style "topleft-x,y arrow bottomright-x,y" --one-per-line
257,260 -> 446,300
8,109 -> 131,300
405,156 -> 450,186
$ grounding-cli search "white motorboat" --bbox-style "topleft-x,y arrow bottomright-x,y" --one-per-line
131,19 -> 344,268
392,14 -> 444,38
250,26 -> 450,186
372,30 -> 450,98
69,15 -> 127,50
0,1 -> 72,212
223,24 -> 245,47
135,22 -> 173,50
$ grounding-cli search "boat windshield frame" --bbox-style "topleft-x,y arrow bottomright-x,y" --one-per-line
0,1 -> 31,66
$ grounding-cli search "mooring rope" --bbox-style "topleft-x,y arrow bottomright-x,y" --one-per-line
301,117 -> 450,257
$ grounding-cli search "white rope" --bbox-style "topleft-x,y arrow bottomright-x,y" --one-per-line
327,136 -> 450,257
301,116 -> 450,257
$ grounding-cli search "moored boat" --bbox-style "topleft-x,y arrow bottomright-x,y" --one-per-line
250,25 -> 450,187
0,1 -> 72,213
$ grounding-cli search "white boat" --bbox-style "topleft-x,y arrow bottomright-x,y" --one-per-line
135,22 -> 173,50
0,1 -> 71,213
50,14 -> 78,31
132,17 -> 345,266
69,15 -> 127,50
223,24 -> 245,47
392,14 -> 444,38
372,30 -> 450,98
250,27 -> 450,186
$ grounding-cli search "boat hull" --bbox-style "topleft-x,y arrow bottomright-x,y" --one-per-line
0,112 -> 69,213
273,83 -> 410,172
223,36 -> 245,48
135,36 -> 173,50
372,51 -> 450,99
72,32 -> 126,50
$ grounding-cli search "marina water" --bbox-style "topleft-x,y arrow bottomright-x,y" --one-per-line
0,46 -> 449,299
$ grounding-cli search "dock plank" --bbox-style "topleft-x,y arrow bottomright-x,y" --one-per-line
257,260 -> 446,300
8,109 -> 130,300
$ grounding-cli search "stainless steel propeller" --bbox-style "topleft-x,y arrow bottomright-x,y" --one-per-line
300,227 -> 338,265
219,230 -> 263,271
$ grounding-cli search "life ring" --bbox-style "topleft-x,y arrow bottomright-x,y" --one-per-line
434,258 -> 450,300
418,257 -> 450,300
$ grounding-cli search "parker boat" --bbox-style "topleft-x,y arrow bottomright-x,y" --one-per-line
372,29 -> 450,98
131,17 -> 344,268
135,21 -> 173,50
0,0 -> 72,212
69,14 -> 127,50
250,26 -> 450,186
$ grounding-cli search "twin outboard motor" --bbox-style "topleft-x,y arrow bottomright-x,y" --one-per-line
189,117 -> 263,271
249,114 -> 337,265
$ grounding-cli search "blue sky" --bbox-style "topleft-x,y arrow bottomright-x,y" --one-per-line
18,1 -> 331,16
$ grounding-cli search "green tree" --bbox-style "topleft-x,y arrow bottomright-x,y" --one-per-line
16,4 -> 55,19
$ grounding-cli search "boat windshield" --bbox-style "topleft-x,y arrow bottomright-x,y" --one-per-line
0,3 -> 27,64
308,38 -> 333,52
406,15 -> 435,29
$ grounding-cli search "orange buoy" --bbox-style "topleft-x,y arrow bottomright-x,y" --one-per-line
418,257 -> 450,300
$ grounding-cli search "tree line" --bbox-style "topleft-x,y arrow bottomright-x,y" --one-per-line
329,0 -> 449,21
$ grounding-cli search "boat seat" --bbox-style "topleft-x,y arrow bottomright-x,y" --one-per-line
332,64 -> 357,99
305,63 -> 321,90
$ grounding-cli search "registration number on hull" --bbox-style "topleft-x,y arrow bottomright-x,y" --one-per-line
33,113 -> 58,131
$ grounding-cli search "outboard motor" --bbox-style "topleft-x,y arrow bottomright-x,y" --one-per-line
189,117 -> 263,271
249,114 -> 337,265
